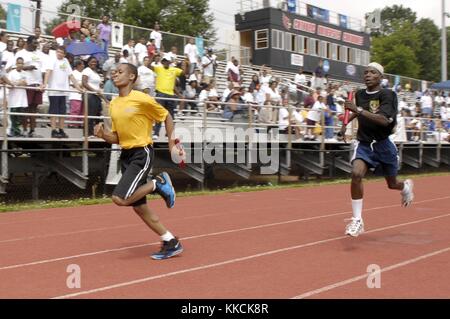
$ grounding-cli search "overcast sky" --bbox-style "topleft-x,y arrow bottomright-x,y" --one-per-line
8,0 -> 446,40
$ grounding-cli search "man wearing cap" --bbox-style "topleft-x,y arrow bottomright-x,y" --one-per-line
150,53 -> 188,140
341,62 -> 414,237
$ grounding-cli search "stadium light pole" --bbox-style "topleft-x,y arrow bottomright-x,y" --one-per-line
442,0 -> 449,81
30,0 -> 42,30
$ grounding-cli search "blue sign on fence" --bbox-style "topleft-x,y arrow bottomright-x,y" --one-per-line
7,3 -> 21,32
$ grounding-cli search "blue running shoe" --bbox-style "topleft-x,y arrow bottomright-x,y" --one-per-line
151,238 -> 183,260
154,172 -> 176,208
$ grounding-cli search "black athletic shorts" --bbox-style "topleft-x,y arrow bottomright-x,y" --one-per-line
113,145 -> 154,207
49,96 -> 67,115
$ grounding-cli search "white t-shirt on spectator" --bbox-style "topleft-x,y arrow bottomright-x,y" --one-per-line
8,50 -> 46,85
294,73 -> 306,87
243,92 -> 255,104
201,55 -> 215,77
265,87 -> 281,104
435,96 -> 445,105
150,31 -> 162,50
122,44 -> 136,65
441,106 -> 449,121
198,89 -> 209,103
41,53 -> 53,73
69,69 -> 83,101
0,42 -> 6,52
7,69 -> 28,108
399,100 -> 408,111
420,95 -> 433,110
221,88 -> 232,103
1,50 -> 14,66
184,43 -> 199,64
307,101 -> 327,122
134,43 -> 148,64
166,52 -> 177,64
120,57 -> 129,63
137,65 -> 155,90
82,67 -> 101,91
259,74 -> 272,87
279,107 -> 304,130
47,57 -> 73,96
209,88 -> 218,98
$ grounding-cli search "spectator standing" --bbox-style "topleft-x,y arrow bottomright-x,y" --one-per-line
34,27 -> 45,50
68,60 -> 85,127
259,65 -> 272,94
134,37 -> 148,66
6,57 -> 28,137
150,22 -> 163,52
2,40 -> 15,70
201,48 -> 217,84
166,46 -> 178,66
420,90 -> 433,116
306,94 -> 328,141
97,15 -> 112,52
82,57 -> 104,136
314,59 -> 325,89
6,36 -> 45,137
43,46 -> 83,138
151,54 -> 187,139
103,52 -> 121,80
15,38 -> 25,54
184,37 -> 199,75
138,56 -> 156,96
294,67 -> 307,105
147,39 -> 157,63
122,39 -> 136,64
80,20 -> 93,40
227,58 -> 242,86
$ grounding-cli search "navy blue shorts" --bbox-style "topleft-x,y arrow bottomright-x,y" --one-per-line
351,138 -> 399,177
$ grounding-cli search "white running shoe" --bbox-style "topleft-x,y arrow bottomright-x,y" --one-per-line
401,179 -> 414,207
345,218 -> 364,237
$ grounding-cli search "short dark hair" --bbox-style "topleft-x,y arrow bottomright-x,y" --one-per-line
122,63 -> 138,83
27,36 -> 36,45
16,57 -> 24,63
56,46 -> 66,53
74,59 -> 84,67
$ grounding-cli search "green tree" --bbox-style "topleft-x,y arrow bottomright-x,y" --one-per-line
0,4 -> 7,29
376,5 -> 417,36
44,0 -> 216,44
415,18 -> 440,82
368,5 -> 442,81
371,22 -> 421,78
44,0 -> 121,35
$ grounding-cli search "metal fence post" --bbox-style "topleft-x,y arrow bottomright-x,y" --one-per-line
1,85 -> 8,193
82,92 -> 89,176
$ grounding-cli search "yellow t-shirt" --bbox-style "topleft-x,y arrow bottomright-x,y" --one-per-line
110,90 -> 168,149
153,65 -> 183,95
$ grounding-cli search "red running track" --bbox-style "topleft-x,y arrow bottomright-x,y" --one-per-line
0,175 -> 449,299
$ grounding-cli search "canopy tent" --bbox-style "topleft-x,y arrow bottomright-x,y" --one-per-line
430,80 -> 450,90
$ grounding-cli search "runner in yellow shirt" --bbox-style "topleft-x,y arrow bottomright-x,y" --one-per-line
94,63 -> 185,260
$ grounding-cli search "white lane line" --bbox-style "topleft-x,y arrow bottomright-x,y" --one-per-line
51,212 -> 450,299
0,196 -> 361,243
291,246 -> 450,299
2,195 -> 448,244
1,196 -> 448,271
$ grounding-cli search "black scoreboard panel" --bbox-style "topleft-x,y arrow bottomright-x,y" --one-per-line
235,7 -> 371,82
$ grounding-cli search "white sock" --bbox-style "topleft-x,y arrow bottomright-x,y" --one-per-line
161,231 -> 175,242
151,179 -> 157,193
352,199 -> 363,221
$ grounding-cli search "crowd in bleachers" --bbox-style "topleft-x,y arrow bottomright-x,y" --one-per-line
0,16 -> 449,143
